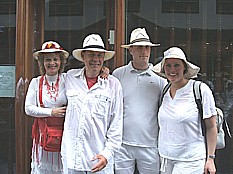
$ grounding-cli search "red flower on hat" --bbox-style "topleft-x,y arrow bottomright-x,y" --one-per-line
43,42 -> 64,50
45,43 -> 57,49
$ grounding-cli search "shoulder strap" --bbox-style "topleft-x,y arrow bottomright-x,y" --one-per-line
31,76 -> 45,163
224,117 -> 232,138
193,80 -> 202,101
193,81 -> 206,136
39,75 -> 45,108
159,82 -> 171,107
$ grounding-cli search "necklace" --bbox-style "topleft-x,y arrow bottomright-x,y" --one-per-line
44,75 -> 60,101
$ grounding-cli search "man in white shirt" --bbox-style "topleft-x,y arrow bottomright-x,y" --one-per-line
113,28 -> 166,174
61,34 -> 123,174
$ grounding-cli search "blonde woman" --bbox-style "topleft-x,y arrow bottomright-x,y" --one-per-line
152,47 -> 217,174
25,41 -> 110,174
25,41 -> 69,174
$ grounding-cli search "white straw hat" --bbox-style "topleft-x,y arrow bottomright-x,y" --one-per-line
152,47 -> 200,79
33,41 -> 69,60
72,34 -> 115,62
121,28 -> 160,49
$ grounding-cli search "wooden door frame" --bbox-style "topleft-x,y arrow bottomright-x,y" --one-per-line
114,0 -> 125,68
15,0 -> 44,173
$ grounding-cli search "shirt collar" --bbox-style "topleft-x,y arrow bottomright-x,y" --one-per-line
73,67 -> 107,88
128,61 -> 154,76
74,67 -> 85,78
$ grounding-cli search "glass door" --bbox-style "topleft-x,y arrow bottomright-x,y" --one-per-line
41,0 -> 116,72
0,0 -> 16,173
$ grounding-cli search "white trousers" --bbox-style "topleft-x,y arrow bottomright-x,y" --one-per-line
114,144 -> 160,174
160,157 -> 205,174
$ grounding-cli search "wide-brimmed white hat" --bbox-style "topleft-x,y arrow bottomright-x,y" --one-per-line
152,47 -> 200,79
33,41 -> 69,60
72,34 -> 115,62
121,28 -> 160,49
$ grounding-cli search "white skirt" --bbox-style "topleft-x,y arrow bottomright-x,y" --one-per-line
31,140 -> 63,174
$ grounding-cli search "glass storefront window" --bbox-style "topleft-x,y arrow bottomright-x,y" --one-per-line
12,0 -> 233,173
0,0 -> 16,173
42,0 -> 115,71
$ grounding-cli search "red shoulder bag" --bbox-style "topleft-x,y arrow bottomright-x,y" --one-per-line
31,75 -> 64,152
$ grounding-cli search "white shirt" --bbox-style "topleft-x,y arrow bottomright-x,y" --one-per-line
25,73 -> 67,117
158,80 -> 217,161
61,68 -> 123,171
113,62 -> 167,147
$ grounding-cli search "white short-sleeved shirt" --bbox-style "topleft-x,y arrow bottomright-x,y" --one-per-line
158,79 -> 217,161
61,68 -> 123,172
113,61 -> 167,147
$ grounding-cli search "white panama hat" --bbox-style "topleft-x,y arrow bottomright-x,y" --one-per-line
72,34 -> 115,62
33,41 -> 69,60
121,28 -> 160,49
152,47 -> 200,79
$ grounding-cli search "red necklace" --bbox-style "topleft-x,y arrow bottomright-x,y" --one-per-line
44,75 -> 60,101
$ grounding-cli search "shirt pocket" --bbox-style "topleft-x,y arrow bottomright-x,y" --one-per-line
66,90 -> 80,110
91,95 -> 111,119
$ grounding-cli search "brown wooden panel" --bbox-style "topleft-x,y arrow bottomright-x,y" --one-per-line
114,0 -> 125,68
15,0 -> 44,173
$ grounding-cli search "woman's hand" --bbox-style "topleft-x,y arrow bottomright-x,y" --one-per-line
204,116 -> 217,174
204,158 -> 216,174
51,106 -> 67,117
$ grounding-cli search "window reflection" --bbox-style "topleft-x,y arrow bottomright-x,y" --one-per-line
44,0 -> 113,70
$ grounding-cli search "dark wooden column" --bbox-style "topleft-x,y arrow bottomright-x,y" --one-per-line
15,0 -> 44,173
114,0 -> 125,68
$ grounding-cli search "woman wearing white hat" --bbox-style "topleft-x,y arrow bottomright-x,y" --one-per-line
152,47 -> 217,174
25,41 -> 69,174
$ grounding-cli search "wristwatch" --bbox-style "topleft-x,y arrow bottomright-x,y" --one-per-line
208,155 -> 216,159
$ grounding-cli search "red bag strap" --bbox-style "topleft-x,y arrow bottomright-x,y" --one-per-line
38,75 -> 46,129
32,75 -> 46,136
39,75 -> 45,108
31,75 -> 46,163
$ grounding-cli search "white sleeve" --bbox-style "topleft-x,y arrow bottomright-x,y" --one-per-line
100,78 -> 123,161
25,77 -> 52,117
201,82 -> 217,119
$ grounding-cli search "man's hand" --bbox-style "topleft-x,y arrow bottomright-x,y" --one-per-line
91,154 -> 108,173
100,66 -> 110,79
